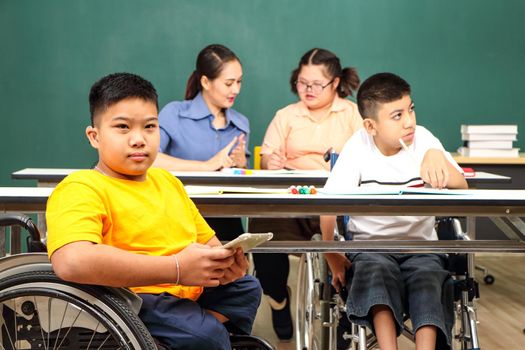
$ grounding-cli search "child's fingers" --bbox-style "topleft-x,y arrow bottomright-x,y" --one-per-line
267,156 -> 284,170
270,148 -> 282,160
207,246 -> 236,259
234,248 -> 248,270
430,171 -> 439,188
332,274 -> 344,293
432,169 -> 447,189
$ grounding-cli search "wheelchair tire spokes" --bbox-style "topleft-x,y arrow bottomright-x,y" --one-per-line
0,271 -> 157,350
295,248 -> 331,350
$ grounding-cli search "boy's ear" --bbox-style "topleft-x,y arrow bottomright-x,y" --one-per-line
85,126 -> 100,149
363,118 -> 377,136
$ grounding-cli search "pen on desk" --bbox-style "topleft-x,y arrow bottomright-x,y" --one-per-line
399,138 -> 419,165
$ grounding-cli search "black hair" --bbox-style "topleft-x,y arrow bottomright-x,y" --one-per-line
357,72 -> 411,120
290,48 -> 360,98
185,44 -> 241,100
89,72 -> 158,125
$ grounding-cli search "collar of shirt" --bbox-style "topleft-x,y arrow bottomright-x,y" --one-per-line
296,96 -> 348,122
180,92 -> 249,133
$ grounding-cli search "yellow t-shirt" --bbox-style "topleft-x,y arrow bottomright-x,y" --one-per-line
46,167 -> 215,300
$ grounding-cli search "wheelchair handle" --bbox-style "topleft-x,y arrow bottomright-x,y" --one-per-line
0,213 -> 46,253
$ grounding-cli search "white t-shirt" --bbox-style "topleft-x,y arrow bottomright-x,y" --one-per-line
323,125 -> 462,241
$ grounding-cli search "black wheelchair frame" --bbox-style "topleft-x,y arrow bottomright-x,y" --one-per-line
295,219 -> 482,350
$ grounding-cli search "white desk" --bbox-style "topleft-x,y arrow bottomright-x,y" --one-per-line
1,187 -> 525,253
11,168 -> 510,188
2,187 -> 525,216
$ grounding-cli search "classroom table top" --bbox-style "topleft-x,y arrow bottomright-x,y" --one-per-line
11,168 -> 511,187
2,187 -> 525,217
3,187 -> 525,254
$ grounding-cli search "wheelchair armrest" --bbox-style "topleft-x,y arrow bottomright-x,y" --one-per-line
436,217 -> 469,241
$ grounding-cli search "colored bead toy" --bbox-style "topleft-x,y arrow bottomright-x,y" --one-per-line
288,185 -> 317,195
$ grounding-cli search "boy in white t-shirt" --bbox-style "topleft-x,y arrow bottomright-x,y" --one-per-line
320,72 -> 467,350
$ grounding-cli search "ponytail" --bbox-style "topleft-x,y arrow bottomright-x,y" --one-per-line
185,70 -> 199,100
337,67 -> 360,98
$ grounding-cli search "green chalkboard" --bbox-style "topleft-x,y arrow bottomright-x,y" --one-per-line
2,0 -> 525,186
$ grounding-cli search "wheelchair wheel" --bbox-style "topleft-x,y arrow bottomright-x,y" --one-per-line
483,274 -> 495,285
295,234 -> 330,350
0,270 -> 157,350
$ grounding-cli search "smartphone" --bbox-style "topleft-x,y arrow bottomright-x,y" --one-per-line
221,232 -> 273,252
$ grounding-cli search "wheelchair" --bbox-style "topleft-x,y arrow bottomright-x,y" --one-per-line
0,213 -> 274,350
295,218 -> 482,350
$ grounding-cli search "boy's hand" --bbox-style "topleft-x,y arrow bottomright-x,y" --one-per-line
266,149 -> 287,170
206,137 -> 237,170
175,243 -> 236,287
421,149 -> 450,189
325,253 -> 351,292
229,134 -> 247,168
218,247 -> 248,285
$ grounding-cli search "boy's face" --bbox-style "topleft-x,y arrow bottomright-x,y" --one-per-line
364,94 -> 416,156
86,97 -> 159,181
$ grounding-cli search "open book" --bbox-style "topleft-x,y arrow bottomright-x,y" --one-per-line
319,187 -> 472,196
184,185 -> 289,195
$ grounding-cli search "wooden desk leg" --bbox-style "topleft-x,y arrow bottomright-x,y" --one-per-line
0,226 -> 6,257
11,226 -> 21,254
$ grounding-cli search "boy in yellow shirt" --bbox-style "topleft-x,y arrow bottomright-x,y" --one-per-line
46,72 -> 262,350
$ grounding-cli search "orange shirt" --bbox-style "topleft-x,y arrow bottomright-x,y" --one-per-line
260,97 -> 363,170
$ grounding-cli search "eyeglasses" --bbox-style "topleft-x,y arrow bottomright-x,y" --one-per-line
296,79 -> 334,95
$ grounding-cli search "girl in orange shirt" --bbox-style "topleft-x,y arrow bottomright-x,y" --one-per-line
250,48 -> 362,340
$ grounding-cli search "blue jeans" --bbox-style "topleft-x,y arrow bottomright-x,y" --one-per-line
345,253 -> 454,346
138,275 -> 262,350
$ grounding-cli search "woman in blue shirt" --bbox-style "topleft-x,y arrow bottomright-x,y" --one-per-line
154,44 -> 249,240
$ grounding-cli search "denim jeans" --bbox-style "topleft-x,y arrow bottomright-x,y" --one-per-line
345,253 -> 453,346
139,275 -> 262,350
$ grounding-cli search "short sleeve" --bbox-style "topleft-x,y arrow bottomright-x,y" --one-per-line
323,134 -> 362,193
191,201 -> 216,244
170,177 -> 216,244
260,110 -> 288,155
416,126 -> 444,152
46,182 -> 106,257
415,126 -> 463,173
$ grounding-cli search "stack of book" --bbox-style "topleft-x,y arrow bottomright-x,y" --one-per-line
458,124 -> 519,157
